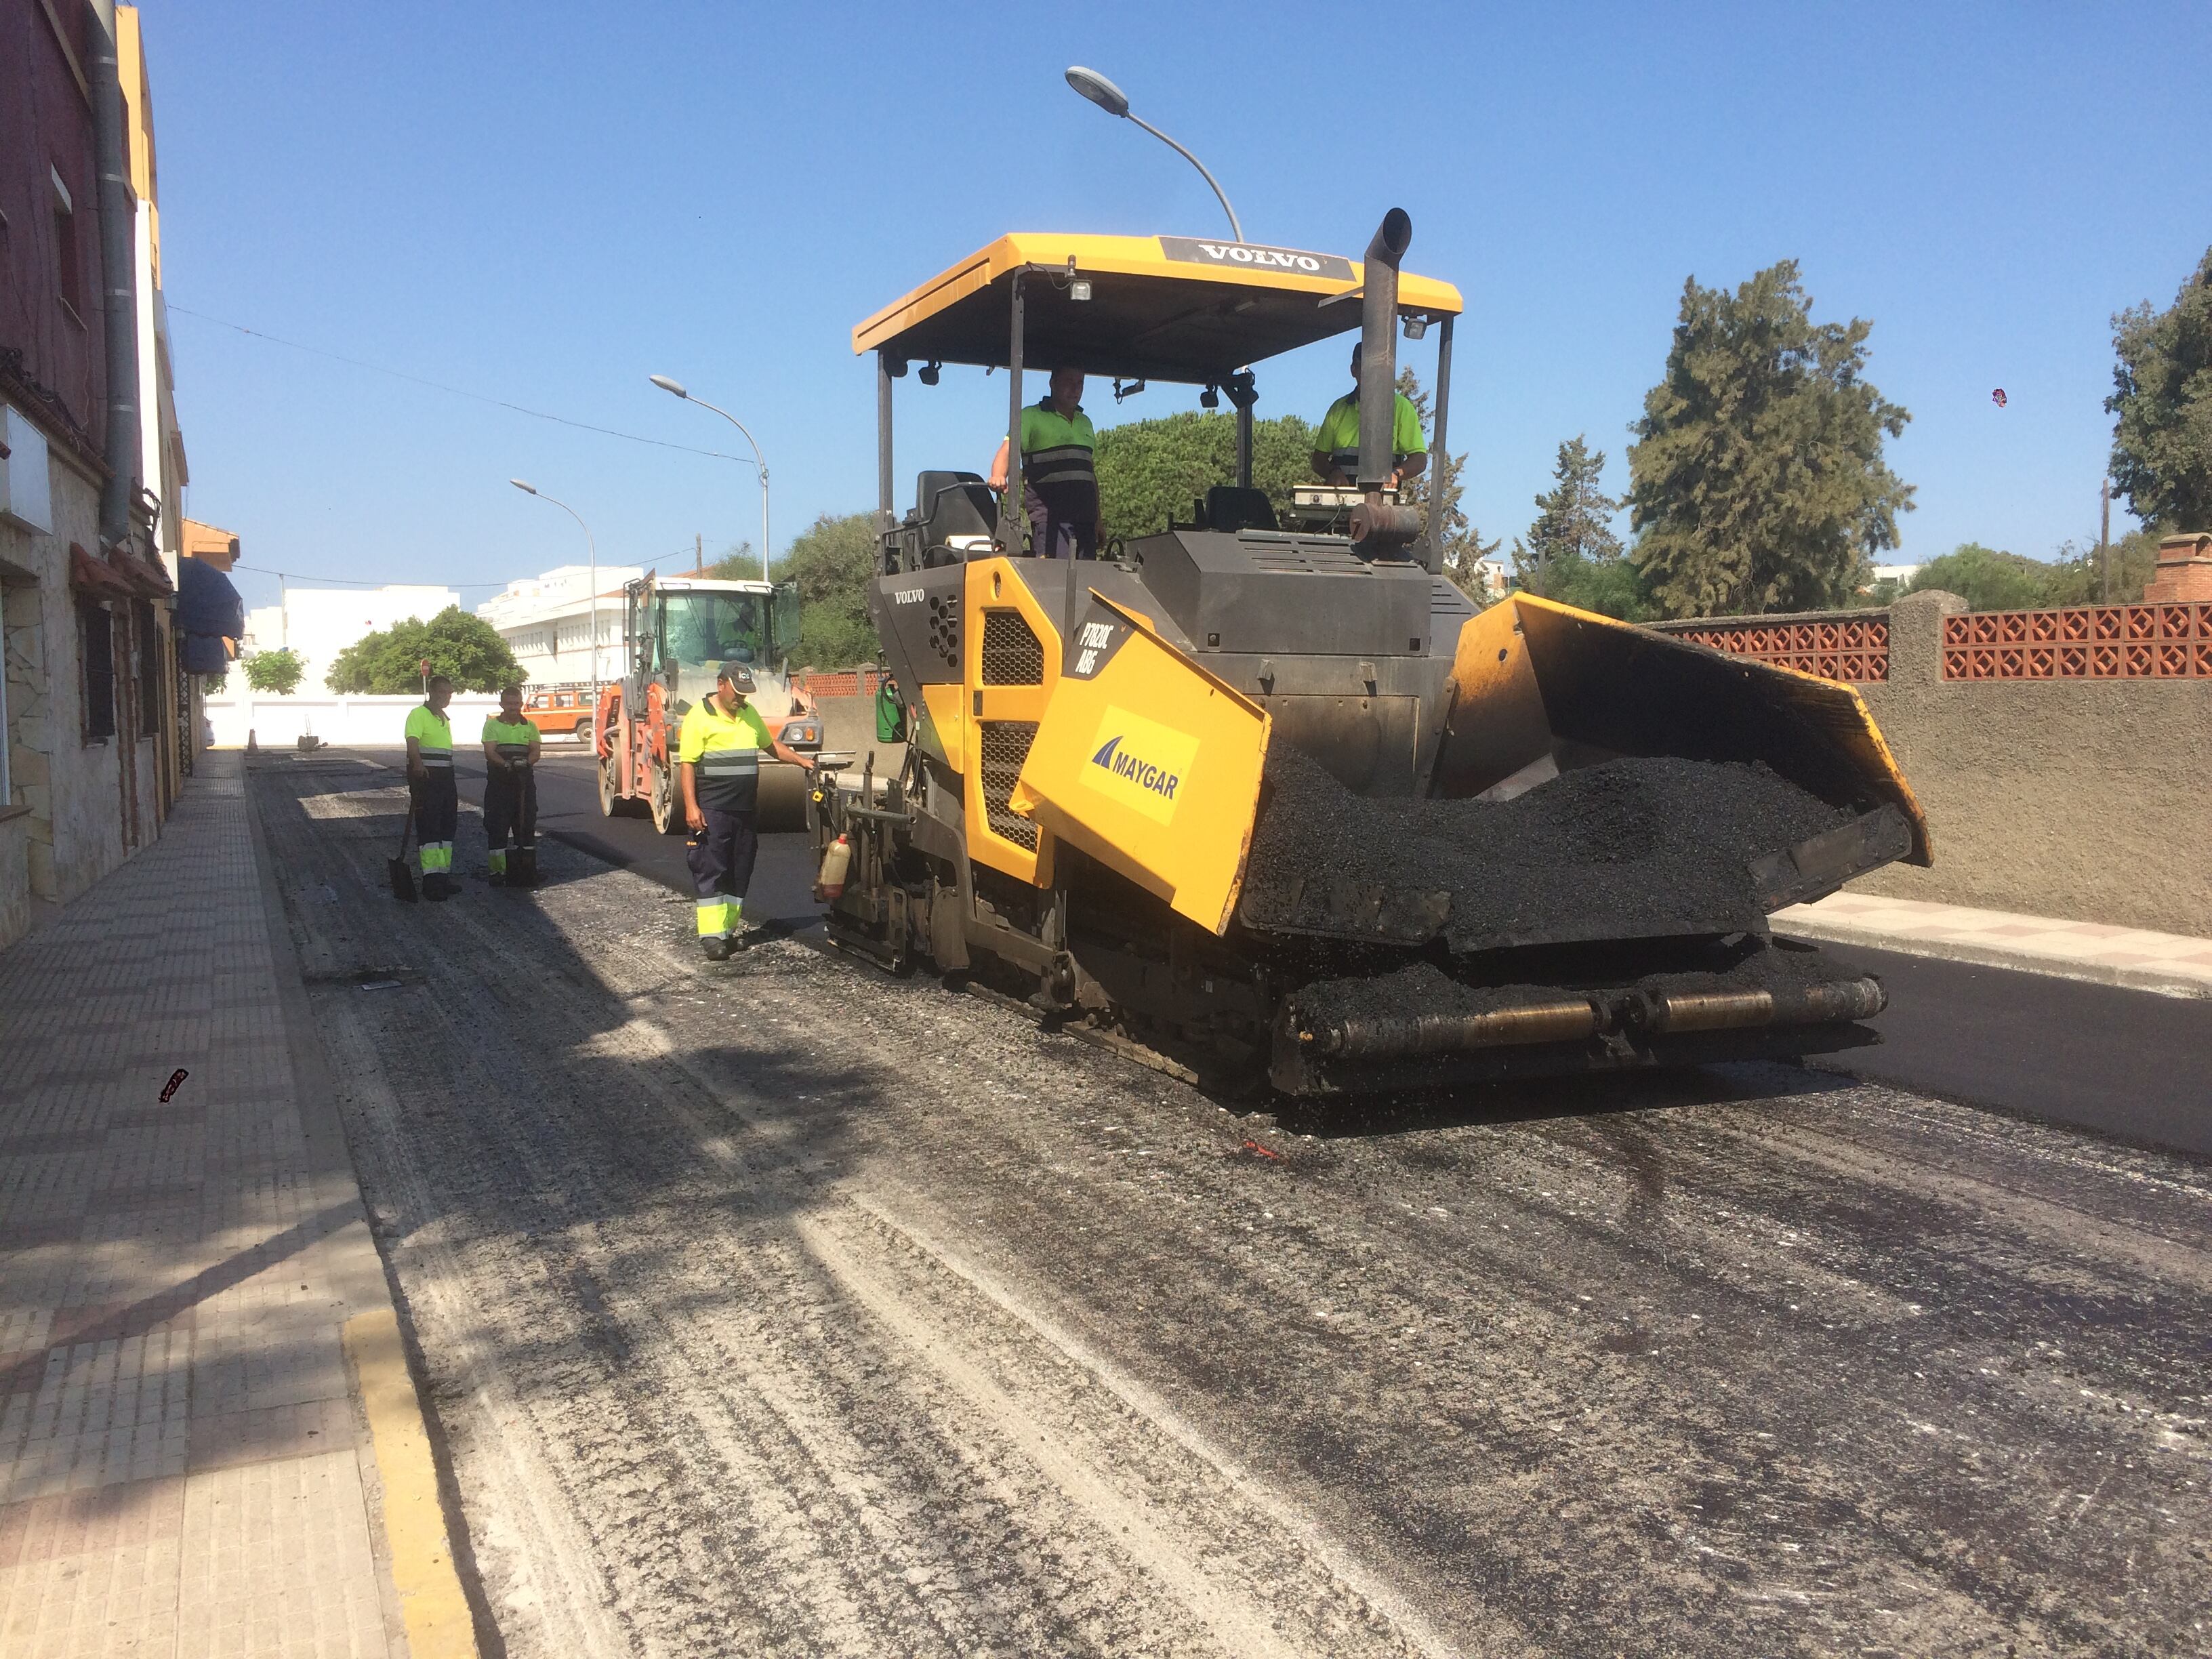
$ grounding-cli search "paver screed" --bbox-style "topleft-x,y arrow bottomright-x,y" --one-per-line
0,754 -> 430,1658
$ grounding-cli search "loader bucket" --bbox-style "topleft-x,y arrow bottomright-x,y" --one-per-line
1431,595 -> 1929,863
1010,592 -> 1271,937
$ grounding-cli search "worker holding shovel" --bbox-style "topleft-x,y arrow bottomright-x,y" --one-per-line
481,684 -> 542,887
403,676 -> 459,901
679,664 -> 815,960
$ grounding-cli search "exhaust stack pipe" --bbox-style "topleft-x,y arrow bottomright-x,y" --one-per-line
1350,209 -> 1422,555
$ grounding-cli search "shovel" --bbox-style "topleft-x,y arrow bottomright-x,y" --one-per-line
388,787 -> 419,903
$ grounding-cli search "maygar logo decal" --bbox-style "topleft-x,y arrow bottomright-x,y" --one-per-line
1081,707 -> 1199,827
1090,735 -> 1181,800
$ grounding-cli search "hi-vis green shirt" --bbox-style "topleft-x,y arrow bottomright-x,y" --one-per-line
404,705 -> 453,769
678,698 -> 775,812
1018,399 -> 1097,490
481,716 -> 538,766
1314,391 -> 1427,466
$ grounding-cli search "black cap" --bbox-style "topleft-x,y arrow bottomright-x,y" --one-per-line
716,664 -> 756,693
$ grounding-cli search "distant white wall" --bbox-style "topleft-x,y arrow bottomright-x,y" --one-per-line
199,692 -> 592,750
242,585 -> 461,694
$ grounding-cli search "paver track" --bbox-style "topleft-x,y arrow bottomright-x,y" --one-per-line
253,758 -> 2212,1659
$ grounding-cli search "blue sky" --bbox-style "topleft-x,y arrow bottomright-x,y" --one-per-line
144,0 -> 2212,614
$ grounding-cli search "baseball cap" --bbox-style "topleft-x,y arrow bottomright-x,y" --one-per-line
716,664 -> 756,693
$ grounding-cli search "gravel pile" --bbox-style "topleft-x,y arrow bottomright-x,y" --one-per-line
1240,743 -> 1851,953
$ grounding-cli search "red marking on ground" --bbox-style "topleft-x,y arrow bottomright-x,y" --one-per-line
1240,1139 -> 1281,1160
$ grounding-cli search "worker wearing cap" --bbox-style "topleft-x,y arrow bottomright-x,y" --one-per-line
1310,341 -> 1429,488
480,684 -> 542,888
679,664 -> 815,960
403,676 -> 458,901
988,367 -> 1103,560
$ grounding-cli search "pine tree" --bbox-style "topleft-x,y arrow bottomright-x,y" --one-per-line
1629,261 -> 1912,617
2108,245 -> 2212,532
1515,436 -> 1624,583
1394,368 -> 1500,600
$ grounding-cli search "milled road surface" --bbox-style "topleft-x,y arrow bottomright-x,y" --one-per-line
254,754 -> 2212,1658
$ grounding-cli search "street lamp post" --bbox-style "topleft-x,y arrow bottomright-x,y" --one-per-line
508,479 -> 601,691
1064,66 -> 1244,244
650,375 -> 771,583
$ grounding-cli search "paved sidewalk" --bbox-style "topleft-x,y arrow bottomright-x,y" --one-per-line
0,755 -> 470,1657
1774,890 -> 2212,999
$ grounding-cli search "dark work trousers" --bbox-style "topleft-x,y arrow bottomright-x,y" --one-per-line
411,770 -> 458,875
483,762 -> 537,875
686,803 -> 760,939
1024,479 -> 1098,560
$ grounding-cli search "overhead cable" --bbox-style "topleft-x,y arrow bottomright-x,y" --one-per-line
167,304 -> 753,464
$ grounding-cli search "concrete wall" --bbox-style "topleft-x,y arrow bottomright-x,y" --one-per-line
203,692 -> 511,750
815,695 -> 907,776
1849,590 -> 2212,937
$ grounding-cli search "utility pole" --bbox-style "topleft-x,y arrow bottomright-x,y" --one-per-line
694,533 -> 704,577
2100,478 -> 2112,602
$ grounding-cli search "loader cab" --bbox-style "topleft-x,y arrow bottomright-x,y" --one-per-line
622,575 -> 800,703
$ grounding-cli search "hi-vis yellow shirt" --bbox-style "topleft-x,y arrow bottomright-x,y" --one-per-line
678,699 -> 774,811
404,705 -> 453,768
481,716 -> 538,765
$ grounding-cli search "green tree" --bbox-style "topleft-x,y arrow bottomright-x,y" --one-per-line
1515,434 -> 1624,582
1394,367 -> 1501,600
1904,544 -> 2055,611
724,512 -> 882,670
1904,530 -> 2168,611
1629,260 -> 1913,617
242,647 -> 304,695
325,607 -> 521,694
1093,411 -> 1315,544
2108,245 -> 2212,531
1521,550 -> 1657,621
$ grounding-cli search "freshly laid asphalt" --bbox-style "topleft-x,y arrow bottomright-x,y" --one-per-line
373,744 -> 2211,1161
252,751 -> 2212,1658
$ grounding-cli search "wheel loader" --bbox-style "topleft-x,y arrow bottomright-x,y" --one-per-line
809,211 -> 1930,1095
591,573 -> 823,833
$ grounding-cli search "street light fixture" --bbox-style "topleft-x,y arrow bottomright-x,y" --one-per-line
1064,64 -> 1245,244
650,375 -> 771,583
508,478 -> 602,693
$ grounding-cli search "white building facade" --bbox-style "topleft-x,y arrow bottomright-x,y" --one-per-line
244,584 -> 459,695
476,563 -> 641,688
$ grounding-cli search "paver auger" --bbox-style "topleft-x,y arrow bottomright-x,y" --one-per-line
811,210 -> 1931,1095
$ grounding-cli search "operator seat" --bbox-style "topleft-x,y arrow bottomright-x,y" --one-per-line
915,471 -> 999,567
1206,487 -> 1277,534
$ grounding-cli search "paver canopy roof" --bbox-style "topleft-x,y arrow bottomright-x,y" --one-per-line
852,232 -> 1463,386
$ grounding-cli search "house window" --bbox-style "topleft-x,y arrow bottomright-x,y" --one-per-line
135,600 -> 162,736
81,600 -> 115,740
51,167 -> 83,326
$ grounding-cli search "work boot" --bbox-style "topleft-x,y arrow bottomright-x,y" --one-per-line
424,873 -> 453,903
701,935 -> 732,962
488,870 -> 506,888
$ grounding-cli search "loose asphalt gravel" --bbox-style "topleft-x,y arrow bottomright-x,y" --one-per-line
253,753 -> 2212,1659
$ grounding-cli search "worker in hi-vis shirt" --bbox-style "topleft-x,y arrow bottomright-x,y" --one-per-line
480,684 -> 541,888
1309,340 -> 1428,487
678,664 -> 815,960
403,676 -> 459,901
